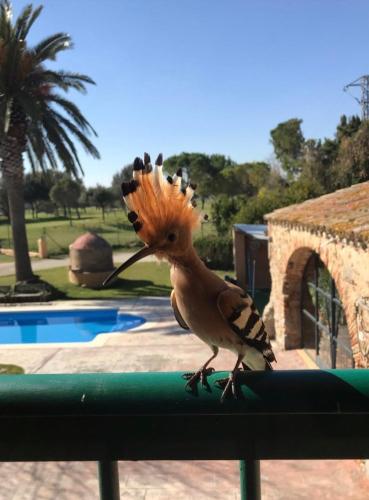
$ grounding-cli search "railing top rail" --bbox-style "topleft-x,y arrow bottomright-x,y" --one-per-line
0,370 -> 368,462
1,370 -> 369,416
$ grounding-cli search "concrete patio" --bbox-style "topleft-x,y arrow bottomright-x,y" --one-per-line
0,297 -> 368,499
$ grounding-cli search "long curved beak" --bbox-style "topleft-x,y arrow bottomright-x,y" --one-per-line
102,245 -> 155,287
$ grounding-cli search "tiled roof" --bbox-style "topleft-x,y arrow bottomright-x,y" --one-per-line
265,181 -> 369,244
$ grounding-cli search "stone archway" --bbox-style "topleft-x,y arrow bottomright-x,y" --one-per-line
267,223 -> 369,366
281,247 -> 313,349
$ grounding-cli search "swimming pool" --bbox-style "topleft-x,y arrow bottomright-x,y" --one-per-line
0,309 -> 145,344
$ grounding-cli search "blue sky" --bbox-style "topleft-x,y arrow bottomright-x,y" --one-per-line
14,0 -> 369,186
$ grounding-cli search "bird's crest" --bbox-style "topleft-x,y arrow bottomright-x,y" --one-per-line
121,153 -> 201,246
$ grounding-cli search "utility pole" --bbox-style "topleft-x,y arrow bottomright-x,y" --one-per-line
343,75 -> 369,120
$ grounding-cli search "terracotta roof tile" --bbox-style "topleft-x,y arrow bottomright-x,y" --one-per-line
265,181 -> 369,241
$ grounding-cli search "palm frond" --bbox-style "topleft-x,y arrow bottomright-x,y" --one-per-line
43,139 -> 59,170
27,69 -> 95,93
42,120 -> 80,176
33,32 -> 72,62
17,4 -> 42,40
18,94 -> 72,173
25,142 -> 38,172
26,121 -> 46,162
52,110 -> 100,159
41,106 -> 84,176
57,71 -> 95,86
27,128 -> 59,172
16,91 -> 42,121
0,1 -> 12,40
47,93 -> 97,134
14,4 -> 32,40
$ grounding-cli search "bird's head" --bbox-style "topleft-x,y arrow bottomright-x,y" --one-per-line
103,153 -> 201,286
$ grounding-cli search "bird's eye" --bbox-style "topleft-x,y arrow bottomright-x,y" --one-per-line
167,233 -> 176,242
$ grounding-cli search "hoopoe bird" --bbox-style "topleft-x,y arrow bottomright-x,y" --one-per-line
103,153 -> 276,401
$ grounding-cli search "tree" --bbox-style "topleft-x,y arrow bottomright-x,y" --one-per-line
164,152 -> 193,179
164,152 -> 231,205
270,118 -> 305,178
285,176 -> 324,204
0,1 -> 99,281
220,162 -> 271,196
90,185 -> 114,220
220,164 -> 253,196
235,188 -> 286,225
23,172 -> 49,218
49,175 -> 81,221
246,162 -> 273,192
299,138 -> 337,193
111,163 -> 133,203
336,114 -> 361,143
334,121 -> 369,187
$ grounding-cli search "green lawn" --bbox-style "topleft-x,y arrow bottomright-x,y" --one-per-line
0,262 -> 233,300
0,208 -> 139,256
0,206 -> 216,257
0,254 -> 15,262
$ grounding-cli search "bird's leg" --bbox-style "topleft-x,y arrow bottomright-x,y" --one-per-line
183,346 -> 219,388
215,354 -> 244,402
242,362 -> 252,371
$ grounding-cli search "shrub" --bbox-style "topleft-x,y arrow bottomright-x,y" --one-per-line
194,235 -> 233,270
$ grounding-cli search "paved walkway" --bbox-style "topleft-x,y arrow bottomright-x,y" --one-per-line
0,298 -> 368,499
0,251 -> 156,277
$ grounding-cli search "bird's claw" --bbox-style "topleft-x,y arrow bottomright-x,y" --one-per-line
182,367 -> 215,389
215,372 -> 239,402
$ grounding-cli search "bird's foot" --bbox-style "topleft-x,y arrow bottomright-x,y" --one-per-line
215,370 -> 240,403
182,367 -> 215,389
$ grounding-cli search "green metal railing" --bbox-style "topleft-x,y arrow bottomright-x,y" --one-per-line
0,369 -> 369,499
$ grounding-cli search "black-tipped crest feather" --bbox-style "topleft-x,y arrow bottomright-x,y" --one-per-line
133,157 -> 144,171
144,152 -> 151,165
155,153 -> 163,166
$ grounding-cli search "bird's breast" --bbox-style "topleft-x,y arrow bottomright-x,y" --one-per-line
171,267 -> 242,350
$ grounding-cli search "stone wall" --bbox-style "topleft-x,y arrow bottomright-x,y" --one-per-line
267,222 -> 369,367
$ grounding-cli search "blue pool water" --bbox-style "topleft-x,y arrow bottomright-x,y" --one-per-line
0,309 -> 145,344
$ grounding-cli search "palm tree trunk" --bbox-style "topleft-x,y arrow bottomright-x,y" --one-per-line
1,137 -> 34,282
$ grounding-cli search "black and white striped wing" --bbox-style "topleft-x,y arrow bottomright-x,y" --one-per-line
217,285 -> 276,366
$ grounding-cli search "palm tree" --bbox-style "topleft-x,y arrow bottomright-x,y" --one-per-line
0,1 -> 100,281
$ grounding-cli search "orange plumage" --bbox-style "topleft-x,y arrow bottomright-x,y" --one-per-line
121,153 -> 200,253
